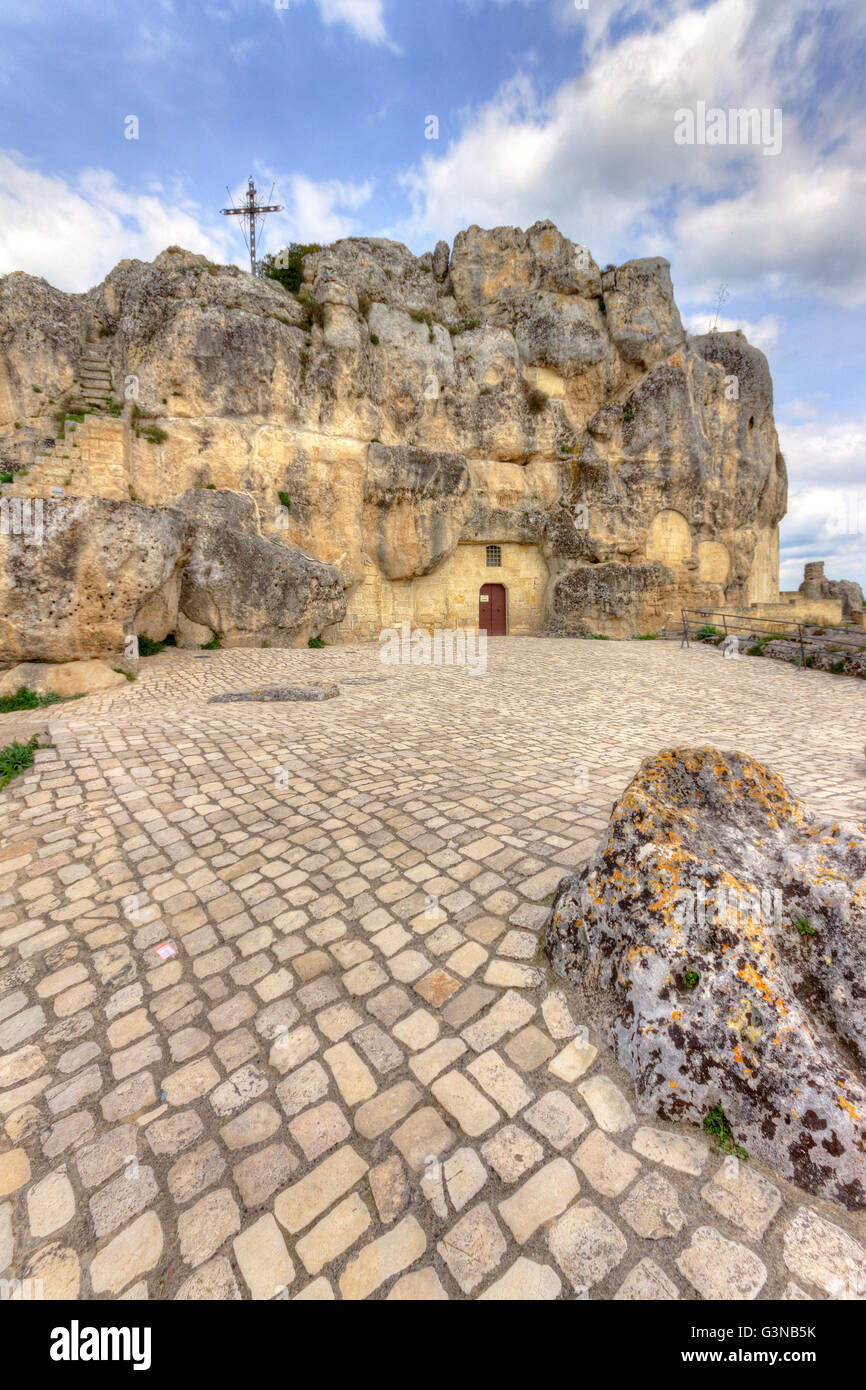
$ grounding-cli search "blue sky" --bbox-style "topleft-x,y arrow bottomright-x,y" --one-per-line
1,0 -> 864,589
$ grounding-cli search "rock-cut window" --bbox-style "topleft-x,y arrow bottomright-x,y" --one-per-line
486,545 -> 502,567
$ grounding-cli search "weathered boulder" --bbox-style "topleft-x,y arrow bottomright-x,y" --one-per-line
0,659 -> 126,697
547,561 -> 675,637
173,488 -> 346,645
0,497 -> 190,662
545,746 -> 866,1210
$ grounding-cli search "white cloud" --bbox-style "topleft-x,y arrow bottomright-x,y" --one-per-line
255,172 -> 374,251
778,414 -> 866,590
0,153 -> 374,291
396,0 -> 866,305
0,152 -> 236,292
310,0 -> 389,44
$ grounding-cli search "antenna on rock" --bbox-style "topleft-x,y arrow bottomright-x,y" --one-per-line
220,176 -> 283,276
711,283 -> 729,332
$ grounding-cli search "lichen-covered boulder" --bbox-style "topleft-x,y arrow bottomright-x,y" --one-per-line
545,746 -> 866,1210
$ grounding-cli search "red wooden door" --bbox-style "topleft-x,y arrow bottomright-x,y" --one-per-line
479,583 -> 507,635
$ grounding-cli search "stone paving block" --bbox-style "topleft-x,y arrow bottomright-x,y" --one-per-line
619,1172 -> 685,1239
466,1049 -> 534,1117
354,1080 -> 421,1140
437,1202 -> 506,1294
162,1058 -> 220,1106
0,1147 -> 31,1196
14,1242 -> 81,1299
413,967 -> 461,1004
76,1124 -> 137,1187
351,1022 -> 404,1075
548,1037 -> 598,1082
574,1130 -> 641,1197
210,1064 -> 269,1117
578,1075 -> 635,1133
366,984 -> 414,1025
614,1258 -> 681,1301
233,1142 -> 299,1208
782,1207 -> 866,1297
178,1188 -> 241,1268
504,1025 -> 556,1072
498,1158 -> 580,1244
293,1277 -> 334,1300
340,1215 -> 427,1299
323,1041 -> 377,1105
27,1171 -> 76,1238
391,1106 -> 455,1172
392,1008 -> 440,1051
167,1139 -> 226,1203
233,1213 -> 295,1300
478,1256 -> 562,1301
175,1255 -> 242,1301
444,1146 -> 487,1212
276,1060 -> 330,1118
90,1211 -> 164,1294
547,1203 -> 628,1291
219,1101 -> 282,1152
431,1071 -> 500,1137
441,984 -> 496,1028
462,990 -> 536,1052
370,1155 -> 410,1224
289,1101 -> 352,1161
386,1268 -> 449,1300
0,1201 -> 13,1271
481,1124 -> 545,1184
677,1226 -> 768,1300
89,1164 -> 159,1238
274,1145 -> 368,1234
701,1160 -> 782,1239
631,1126 -> 708,1176
295,1192 -> 371,1275
316,1002 -> 364,1042
269,1024 -> 319,1074
408,1037 -> 467,1085
524,1090 -> 588,1150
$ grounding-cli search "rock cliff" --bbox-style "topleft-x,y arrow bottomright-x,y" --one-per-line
0,222 -> 787,656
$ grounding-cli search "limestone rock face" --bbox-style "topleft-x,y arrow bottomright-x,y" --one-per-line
362,445 -> 471,580
0,222 -> 788,641
173,488 -> 346,647
0,498 -> 189,662
545,747 -> 866,1210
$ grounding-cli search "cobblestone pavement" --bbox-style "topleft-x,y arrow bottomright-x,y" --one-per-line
1,638 -> 865,1301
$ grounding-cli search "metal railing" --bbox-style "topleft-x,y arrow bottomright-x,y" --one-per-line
680,606 -> 866,668
681,607 -> 813,663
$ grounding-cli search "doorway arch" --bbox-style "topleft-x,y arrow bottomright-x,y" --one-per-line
479,583 -> 507,635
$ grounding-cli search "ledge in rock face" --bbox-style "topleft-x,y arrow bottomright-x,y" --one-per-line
544,745 -> 866,1211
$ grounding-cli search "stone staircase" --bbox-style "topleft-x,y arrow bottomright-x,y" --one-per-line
78,346 -> 115,407
0,415 -> 129,501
